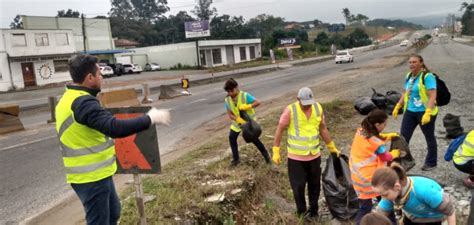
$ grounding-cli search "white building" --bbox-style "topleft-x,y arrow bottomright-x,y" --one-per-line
0,29 -> 76,92
115,39 -> 262,69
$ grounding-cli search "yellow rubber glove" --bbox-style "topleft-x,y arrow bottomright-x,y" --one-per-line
272,146 -> 281,165
380,132 -> 399,141
235,117 -> 246,125
238,104 -> 253,111
392,103 -> 402,119
421,108 -> 432,125
390,149 -> 401,159
326,141 -> 340,157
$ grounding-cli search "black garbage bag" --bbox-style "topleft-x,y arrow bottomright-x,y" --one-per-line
354,97 -> 377,115
389,136 -> 416,172
240,110 -> 262,143
371,88 -> 387,110
443,113 -> 464,139
385,90 -> 403,115
322,154 -> 359,220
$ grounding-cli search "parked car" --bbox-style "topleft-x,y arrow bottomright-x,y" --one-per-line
145,63 -> 161,71
335,51 -> 354,64
99,63 -> 114,77
400,39 -> 410,47
107,63 -> 124,76
123,64 -> 143,74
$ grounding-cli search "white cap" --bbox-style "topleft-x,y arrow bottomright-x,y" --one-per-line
297,87 -> 315,106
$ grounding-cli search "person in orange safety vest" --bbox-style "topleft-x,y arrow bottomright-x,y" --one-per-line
350,109 -> 400,225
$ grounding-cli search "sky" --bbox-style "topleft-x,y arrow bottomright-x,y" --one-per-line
0,0 -> 467,28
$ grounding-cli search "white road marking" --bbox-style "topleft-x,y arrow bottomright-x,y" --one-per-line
190,98 -> 207,104
0,135 -> 57,152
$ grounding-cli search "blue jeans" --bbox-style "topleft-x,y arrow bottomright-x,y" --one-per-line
400,110 -> 438,167
71,176 -> 121,225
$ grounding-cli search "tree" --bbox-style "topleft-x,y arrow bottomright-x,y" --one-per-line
57,9 -> 81,18
10,15 -> 23,29
342,8 -> 352,25
192,0 -> 217,20
109,0 -> 135,20
314,32 -> 330,46
347,28 -> 371,47
247,14 -> 285,38
313,19 -> 322,28
211,15 -> 251,39
130,0 -> 169,23
460,2 -> 474,35
353,14 -> 369,26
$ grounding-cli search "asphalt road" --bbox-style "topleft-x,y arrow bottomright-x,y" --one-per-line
0,34 -> 414,224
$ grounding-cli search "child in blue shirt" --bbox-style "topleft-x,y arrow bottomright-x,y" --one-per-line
371,163 -> 456,225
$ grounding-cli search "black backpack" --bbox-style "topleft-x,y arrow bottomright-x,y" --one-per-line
422,72 -> 451,106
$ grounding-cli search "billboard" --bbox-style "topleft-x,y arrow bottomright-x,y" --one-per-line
277,38 -> 301,49
185,20 -> 211,38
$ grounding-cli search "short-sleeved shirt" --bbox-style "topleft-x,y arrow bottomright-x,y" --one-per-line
404,73 -> 436,112
378,176 -> 444,220
224,93 -> 256,111
279,107 -> 321,161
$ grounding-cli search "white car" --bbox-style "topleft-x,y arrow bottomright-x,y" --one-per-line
145,63 -> 161,71
335,51 -> 354,64
123,64 -> 143,74
99,63 -> 114,77
400,40 -> 410,47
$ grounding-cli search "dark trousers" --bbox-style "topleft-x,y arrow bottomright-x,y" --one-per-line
287,157 -> 321,215
402,216 -> 441,225
229,130 -> 270,162
454,160 -> 474,176
355,199 -> 373,225
71,176 -> 121,225
400,110 -> 438,167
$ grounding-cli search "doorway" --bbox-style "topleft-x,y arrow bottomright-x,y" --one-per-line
21,63 -> 37,87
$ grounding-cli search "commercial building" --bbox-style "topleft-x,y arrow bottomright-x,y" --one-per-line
115,39 -> 262,69
0,29 -> 76,91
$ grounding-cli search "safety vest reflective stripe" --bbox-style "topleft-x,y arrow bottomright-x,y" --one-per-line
58,116 -> 74,137
287,143 -> 320,151
457,140 -> 474,157
352,180 -> 373,187
355,189 -> 377,196
65,156 -> 116,174
288,135 -> 319,141
226,91 -> 255,131
351,154 -> 377,184
60,139 -> 115,157
290,103 -> 321,137
58,115 -> 114,157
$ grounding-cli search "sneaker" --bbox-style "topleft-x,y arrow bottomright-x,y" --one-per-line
229,160 -> 240,167
421,164 -> 437,171
303,211 -> 319,222
463,176 -> 474,188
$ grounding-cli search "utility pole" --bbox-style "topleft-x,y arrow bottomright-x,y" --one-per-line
81,14 -> 87,52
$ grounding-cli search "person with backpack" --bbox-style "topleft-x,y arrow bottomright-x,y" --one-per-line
224,78 -> 271,167
372,163 -> 456,225
350,109 -> 400,224
444,130 -> 474,188
392,55 -> 439,171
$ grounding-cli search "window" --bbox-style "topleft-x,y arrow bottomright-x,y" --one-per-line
199,50 -> 206,66
212,49 -> 222,64
249,46 -> 256,59
240,47 -> 247,61
56,33 -> 69,46
12,33 -> 26,47
54,60 -> 69,73
35,33 -> 49,46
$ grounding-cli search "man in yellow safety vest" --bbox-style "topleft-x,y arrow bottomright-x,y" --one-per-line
55,55 -> 170,225
272,87 -> 341,220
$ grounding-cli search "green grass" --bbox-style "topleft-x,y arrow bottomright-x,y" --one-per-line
119,100 -> 356,224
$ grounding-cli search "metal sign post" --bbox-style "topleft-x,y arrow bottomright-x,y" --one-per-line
107,107 -> 161,224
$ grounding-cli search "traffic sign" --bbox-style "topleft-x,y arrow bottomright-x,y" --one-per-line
108,107 -> 161,174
